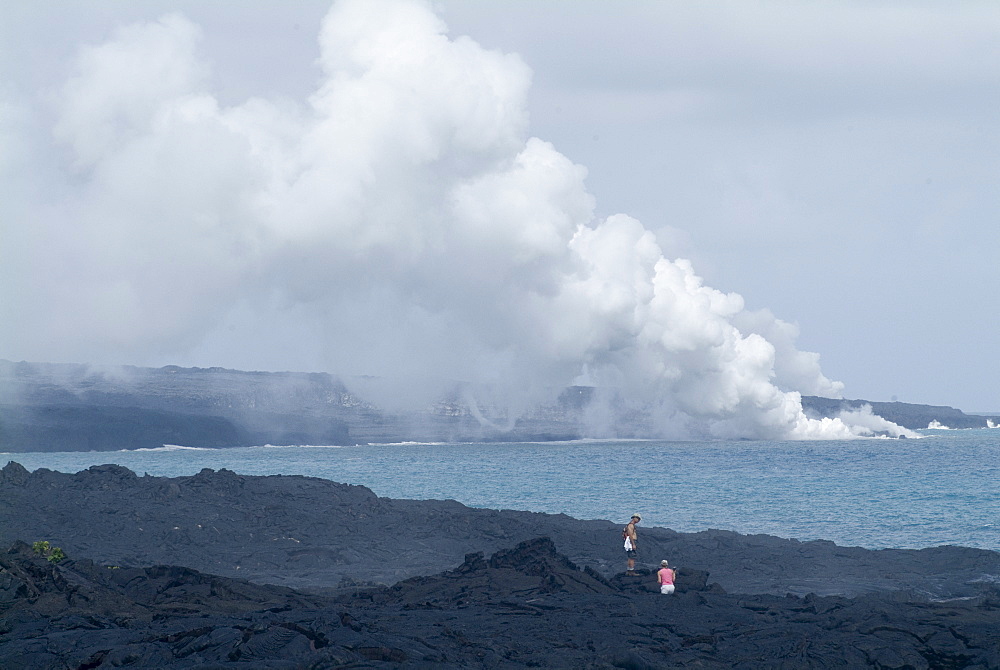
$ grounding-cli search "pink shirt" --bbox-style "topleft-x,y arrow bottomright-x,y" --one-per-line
658,567 -> 674,585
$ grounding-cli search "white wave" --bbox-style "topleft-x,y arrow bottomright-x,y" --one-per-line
249,443 -> 355,449
129,444 -> 215,452
365,441 -> 450,447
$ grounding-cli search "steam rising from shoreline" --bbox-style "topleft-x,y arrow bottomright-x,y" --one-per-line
0,0 -> 910,439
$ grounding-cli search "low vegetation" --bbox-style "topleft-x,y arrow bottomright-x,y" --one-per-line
32,540 -> 66,563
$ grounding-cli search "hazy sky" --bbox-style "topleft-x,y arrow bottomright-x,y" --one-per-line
1,0 -> 997,436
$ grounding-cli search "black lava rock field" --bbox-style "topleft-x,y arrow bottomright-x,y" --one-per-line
2,462 -> 1000,668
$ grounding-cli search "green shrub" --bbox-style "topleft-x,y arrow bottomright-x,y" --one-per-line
32,540 -> 67,563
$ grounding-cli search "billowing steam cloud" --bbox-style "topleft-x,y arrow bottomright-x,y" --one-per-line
0,0 -> 909,439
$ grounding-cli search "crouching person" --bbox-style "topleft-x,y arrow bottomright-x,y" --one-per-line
657,559 -> 675,594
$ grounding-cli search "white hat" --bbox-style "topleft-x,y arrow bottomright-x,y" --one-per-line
660,560 -> 669,567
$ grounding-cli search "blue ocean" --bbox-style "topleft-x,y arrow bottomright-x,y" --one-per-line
5,428 -> 999,552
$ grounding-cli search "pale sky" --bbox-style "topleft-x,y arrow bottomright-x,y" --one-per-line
2,1 -> 998,435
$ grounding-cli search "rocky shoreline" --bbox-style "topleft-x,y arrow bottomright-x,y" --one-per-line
3,462 -> 1000,667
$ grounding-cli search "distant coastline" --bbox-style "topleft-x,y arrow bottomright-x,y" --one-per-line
2,359 -> 997,452
799,395 -> 1000,431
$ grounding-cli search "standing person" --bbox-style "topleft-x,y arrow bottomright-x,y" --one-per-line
657,559 -> 676,594
623,514 -> 640,574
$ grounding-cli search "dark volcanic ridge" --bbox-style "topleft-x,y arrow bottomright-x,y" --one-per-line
3,359 -> 998,452
3,461 -> 999,600
3,463 -> 1000,667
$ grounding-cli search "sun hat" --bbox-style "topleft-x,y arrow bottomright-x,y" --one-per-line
631,514 -> 641,520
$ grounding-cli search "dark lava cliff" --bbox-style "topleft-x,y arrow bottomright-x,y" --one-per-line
3,360 -> 997,451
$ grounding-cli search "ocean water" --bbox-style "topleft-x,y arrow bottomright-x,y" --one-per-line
4,428 -> 999,552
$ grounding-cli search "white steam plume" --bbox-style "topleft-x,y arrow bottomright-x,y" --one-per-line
0,0 -> 894,439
